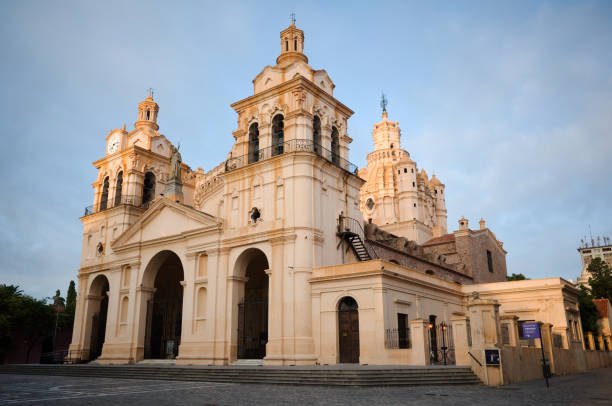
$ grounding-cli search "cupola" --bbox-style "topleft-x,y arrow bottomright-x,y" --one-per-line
135,92 -> 159,131
276,21 -> 308,65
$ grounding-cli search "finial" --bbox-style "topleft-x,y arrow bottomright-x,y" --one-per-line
147,87 -> 154,99
380,92 -> 388,113
290,12 -> 296,25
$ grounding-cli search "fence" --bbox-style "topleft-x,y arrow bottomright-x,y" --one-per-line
385,328 -> 411,349
84,194 -> 152,216
225,138 -> 359,174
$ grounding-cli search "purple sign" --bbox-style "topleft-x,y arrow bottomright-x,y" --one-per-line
522,322 -> 540,339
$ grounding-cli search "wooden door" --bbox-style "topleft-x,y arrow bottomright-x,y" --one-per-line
339,309 -> 359,363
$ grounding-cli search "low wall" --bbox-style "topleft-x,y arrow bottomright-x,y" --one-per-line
500,346 -> 612,384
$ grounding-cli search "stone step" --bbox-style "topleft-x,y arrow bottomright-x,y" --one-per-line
230,359 -> 264,366
0,365 -> 480,386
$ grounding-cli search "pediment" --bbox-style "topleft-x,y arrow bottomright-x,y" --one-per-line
112,198 -> 221,250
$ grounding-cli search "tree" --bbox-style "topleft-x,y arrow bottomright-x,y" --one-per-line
578,285 -> 600,334
65,281 -> 77,324
587,258 -> 612,302
0,284 -> 56,363
506,273 -> 528,281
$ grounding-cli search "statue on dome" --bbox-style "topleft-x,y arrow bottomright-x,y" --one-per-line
170,144 -> 182,182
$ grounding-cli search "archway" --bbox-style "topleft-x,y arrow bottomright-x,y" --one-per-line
143,251 -> 184,359
338,296 -> 359,363
236,248 -> 269,359
88,275 -> 109,360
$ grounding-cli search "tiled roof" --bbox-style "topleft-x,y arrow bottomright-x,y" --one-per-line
423,234 -> 455,247
594,298 -> 610,318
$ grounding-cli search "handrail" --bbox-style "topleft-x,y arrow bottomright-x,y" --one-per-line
84,194 -> 152,217
468,351 -> 482,367
337,215 -> 378,259
225,138 -> 359,175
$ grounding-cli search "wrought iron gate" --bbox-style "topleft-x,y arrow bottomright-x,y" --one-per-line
237,300 -> 268,359
429,322 -> 455,365
144,298 -> 182,359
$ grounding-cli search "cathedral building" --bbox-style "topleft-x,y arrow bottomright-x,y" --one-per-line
68,23 -> 603,380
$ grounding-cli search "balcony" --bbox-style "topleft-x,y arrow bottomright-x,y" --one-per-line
83,194 -> 151,217
224,138 -> 359,174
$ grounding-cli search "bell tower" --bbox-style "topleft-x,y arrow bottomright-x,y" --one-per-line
135,92 -> 159,130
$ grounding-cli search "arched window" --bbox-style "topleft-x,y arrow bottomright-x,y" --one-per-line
331,126 -> 340,165
294,39 -> 297,51
142,172 -> 155,206
313,116 -> 321,155
248,123 -> 259,164
114,171 -> 123,206
272,114 -> 284,156
285,40 -> 288,51
100,176 -> 110,211
146,110 -> 150,120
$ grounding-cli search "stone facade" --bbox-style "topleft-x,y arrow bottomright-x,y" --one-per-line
358,110 -> 447,244
576,238 -> 612,286
422,217 -> 507,283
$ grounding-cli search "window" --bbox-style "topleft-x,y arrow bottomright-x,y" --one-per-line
413,203 -> 417,207
100,176 -> 110,210
397,313 -> 410,349
411,168 -> 414,173
272,114 -> 284,156
146,110 -> 150,120
390,143 -> 394,149
412,182 -> 415,187
294,39 -> 297,51
248,123 -> 259,164
366,198 -> 375,210
501,324 -> 510,345
285,40 -> 288,51
142,172 -> 156,205
403,168 -> 407,173
487,250 -> 493,273
331,126 -> 339,165
250,207 -> 261,222
114,171 -> 123,206
313,116 -> 321,154
397,170 -> 400,174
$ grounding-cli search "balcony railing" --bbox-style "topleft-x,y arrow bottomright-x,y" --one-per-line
385,327 -> 411,349
225,138 -> 359,174
83,194 -> 152,217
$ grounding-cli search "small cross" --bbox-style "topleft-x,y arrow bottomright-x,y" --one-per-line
290,13 -> 296,24
147,87 -> 154,98
380,92 -> 388,112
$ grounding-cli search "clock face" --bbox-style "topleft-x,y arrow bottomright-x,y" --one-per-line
107,134 -> 120,154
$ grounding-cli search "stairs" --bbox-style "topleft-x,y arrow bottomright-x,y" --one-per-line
346,233 -> 371,261
0,364 -> 480,386
231,359 -> 264,366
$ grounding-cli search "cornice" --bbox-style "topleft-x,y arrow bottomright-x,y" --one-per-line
230,76 -> 354,118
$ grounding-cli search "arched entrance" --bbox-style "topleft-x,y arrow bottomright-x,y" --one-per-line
143,251 -> 184,359
89,275 -> 109,360
338,296 -> 359,363
236,248 -> 269,360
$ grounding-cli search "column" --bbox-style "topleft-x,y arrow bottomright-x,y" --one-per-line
587,332 -> 595,350
131,286 -> 155,361
597,334 -> 605,351
500,315 -> 519,347
451,315 -> 471,366
540,323 -> 555,374
467,298 -> 503,386
264,237 -> 285,365
68,274 -> 89,361
409,319 -> 430,365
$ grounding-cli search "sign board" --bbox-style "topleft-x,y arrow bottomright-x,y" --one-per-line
485,349 -> 500,365
522,322 -> 540,339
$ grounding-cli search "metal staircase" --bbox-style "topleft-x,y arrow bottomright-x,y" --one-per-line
337,215 -> 376,261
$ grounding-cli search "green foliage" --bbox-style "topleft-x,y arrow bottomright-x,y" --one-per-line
65,280 -> 77,322
506,273 -> 528,281
587,258 -> 612,302
0,284 -> 56,363
578,285 -> 600,334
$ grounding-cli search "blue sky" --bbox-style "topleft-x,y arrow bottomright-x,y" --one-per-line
1,1 -> 611,299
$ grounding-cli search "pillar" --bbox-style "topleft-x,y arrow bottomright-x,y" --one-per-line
500,315 -> 519,347
597,334 -> 605,351
451,315 -> 471,366
540,323 -> 555,374
467,298 -> 503,386
131,286 -> 155,361
409,319 -> 430,365
587,332 -> 595,350
264,238 -> 284,365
